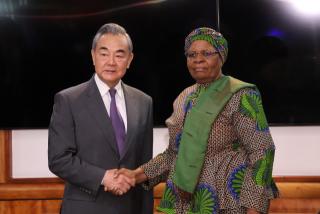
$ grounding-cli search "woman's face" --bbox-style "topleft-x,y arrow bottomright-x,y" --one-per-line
186,40 -> 223,84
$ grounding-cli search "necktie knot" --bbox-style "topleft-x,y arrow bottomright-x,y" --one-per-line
109,88 -> 116,98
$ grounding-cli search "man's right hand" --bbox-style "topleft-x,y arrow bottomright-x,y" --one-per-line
102,169 -> 135,195
116,167 -> 147,185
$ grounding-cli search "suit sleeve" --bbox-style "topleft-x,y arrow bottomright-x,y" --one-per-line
232,88 -> 278,213
140,96 -> 154,214
48,92 -> 105,196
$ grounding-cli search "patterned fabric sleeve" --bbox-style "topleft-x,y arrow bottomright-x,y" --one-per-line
140,92 -> 185,190
231,88 -> 277,213
140,146 -> 176,190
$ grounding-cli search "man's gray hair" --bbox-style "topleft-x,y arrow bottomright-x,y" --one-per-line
91,23 -> 133,52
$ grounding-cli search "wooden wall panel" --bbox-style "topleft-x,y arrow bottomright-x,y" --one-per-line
1,129 -> 320,213
0,131 -> 7,183
277,182 -> 320,198
0,200 -> 61,214
0,183 -> 64,200
270,198 -> 320,213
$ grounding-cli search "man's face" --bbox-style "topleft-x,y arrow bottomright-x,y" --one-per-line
91,33 -> 133,88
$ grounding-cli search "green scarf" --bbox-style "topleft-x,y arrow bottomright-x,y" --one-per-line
172,75 -> 255,193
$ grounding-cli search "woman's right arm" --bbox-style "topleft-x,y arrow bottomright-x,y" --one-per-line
115,147 -> 175,190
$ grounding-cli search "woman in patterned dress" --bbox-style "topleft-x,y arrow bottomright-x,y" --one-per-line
117,27 -> 278,214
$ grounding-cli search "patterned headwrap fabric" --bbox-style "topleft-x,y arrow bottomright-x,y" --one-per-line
184,27 -> 228,64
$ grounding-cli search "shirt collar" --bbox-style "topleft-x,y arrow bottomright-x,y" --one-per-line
94,74 -> 124,98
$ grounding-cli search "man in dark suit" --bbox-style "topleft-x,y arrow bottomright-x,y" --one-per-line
48,23 -> 153,214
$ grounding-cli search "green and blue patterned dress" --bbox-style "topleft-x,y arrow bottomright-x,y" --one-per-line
141,78 -> 278,214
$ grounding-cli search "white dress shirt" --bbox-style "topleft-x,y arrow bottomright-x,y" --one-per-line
94,74 -> 127,132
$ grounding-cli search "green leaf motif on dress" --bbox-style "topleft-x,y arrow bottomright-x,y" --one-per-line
253,148 -> 275,187
157,181 -> 176,214
227,164 -> 247,200
188,184 -> 218,214
240,91 -> 269,131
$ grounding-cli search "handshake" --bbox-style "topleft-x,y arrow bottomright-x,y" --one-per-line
102,168 -> 146,196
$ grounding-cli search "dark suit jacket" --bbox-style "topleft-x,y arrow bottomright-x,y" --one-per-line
48,77 -> 153,214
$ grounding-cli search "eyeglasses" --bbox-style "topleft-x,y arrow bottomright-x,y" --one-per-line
185,50 -> 219,59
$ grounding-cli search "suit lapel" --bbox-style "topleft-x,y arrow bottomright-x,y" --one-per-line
85,78 -> 119,156
122,83 -> 139,159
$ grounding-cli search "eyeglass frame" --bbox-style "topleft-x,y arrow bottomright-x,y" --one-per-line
185,50 -> 220,59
